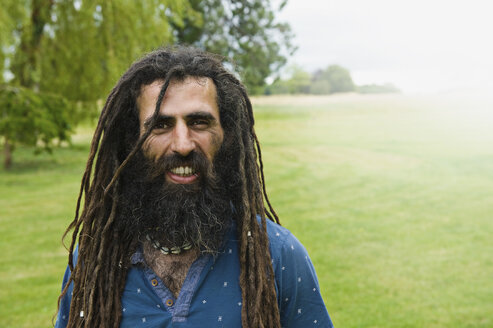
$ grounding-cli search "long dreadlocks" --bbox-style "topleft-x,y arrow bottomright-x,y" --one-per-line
57,46 -> 281,327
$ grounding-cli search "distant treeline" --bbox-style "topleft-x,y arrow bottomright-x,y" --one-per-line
264,65 -> 400,95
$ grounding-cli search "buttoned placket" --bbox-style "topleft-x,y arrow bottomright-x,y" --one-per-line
131,249 -> 213,323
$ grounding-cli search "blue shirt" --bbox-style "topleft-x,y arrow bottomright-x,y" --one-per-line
56,219 -> 334,327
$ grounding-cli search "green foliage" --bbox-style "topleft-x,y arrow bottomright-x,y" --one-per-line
312,65 -> 355,93
173,0 -> 296,94
0,1 -> 23,83
38,0 -> 199,103
6,0 -> 54,88
265,64 -> 403,96
357,83 -> 401,94
0,1 -> 201,102
309,79 -> 331,95
0,85 -> 72,168
265,64 -> 356,95
266,65 -> 312,95
284,65 -> 311,94
1,0 -> 294,99
264,79 -> 289,95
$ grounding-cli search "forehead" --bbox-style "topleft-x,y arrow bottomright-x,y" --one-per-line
137,77 -> 219,121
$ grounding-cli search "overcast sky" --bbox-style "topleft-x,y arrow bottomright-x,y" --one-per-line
278,0 -> 493,93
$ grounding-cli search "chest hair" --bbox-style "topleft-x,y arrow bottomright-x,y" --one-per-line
143,242 -> 200,298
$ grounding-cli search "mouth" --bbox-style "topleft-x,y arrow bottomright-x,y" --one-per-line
167,165 -> 199,184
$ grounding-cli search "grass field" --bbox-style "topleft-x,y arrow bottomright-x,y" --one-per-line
1,92 -> 492,327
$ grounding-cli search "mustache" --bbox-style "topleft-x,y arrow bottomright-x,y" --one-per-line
144,151 -> 212,180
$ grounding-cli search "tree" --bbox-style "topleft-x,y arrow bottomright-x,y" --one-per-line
267,64 -> 311,94
266,64 -> 356,95
8,0 -> 54,89
357,83 -> 400,94
2,1 -> 294,99
0,1 -> 23,84
40,1 -> 203,104
0,85 -> 72,169
172,0 -> 296,94
265,79 -> 289,95
309,80 -> 331,95
1,0 -> 200,103
285,65 -> 311,94
312,65 -> 355,94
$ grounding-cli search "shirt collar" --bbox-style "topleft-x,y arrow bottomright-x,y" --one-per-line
130,246 -> 145,265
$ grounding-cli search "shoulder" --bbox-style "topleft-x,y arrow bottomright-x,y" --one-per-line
262,218 -> 308,259
55,246 -> 79,328
261,219 -> 334,327
262,218 -> 311,271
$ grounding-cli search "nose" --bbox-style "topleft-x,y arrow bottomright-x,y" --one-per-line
170,122 -> 195,156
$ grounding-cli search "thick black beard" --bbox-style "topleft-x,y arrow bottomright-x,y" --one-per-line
117,146 -> 234,255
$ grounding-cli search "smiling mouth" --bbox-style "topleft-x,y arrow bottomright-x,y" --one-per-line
170,166 -> 196,177
167,166 -> 199,184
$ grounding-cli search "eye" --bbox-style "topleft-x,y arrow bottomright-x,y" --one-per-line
190,119 -> 209,128
152,119 -> 172,132
154,122 -> 168,129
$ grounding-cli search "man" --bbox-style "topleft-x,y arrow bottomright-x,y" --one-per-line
56,47 -> 333,327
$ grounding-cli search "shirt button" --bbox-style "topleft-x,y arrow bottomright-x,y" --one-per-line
166,299 -> 174,307
151,279 -> 158,287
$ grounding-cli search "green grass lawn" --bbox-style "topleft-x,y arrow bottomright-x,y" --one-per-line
1,93 -> 492,327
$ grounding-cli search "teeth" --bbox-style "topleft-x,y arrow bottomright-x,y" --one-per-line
171,166 -> 195,176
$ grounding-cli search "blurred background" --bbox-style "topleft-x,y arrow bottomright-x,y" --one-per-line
279,0 -> 493,94
1,0 -> 492,327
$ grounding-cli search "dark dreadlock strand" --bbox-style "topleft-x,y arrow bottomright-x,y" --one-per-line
223,81 -> 280,326
239,95 -> 280,327
58,70 -> 145,326
103,66 -> 185,195
56,87 -> 121,322
242,86 -> 280,224
57,46 -> 281,327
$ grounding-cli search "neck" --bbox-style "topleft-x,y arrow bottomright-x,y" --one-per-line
143,241 -> 200,298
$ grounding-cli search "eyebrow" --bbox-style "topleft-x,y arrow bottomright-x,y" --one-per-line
143,115 -> 173,129
143,111 -> 217,129
186,111 -> 216,122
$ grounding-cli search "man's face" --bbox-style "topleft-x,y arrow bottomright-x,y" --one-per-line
136,76 -> 224,185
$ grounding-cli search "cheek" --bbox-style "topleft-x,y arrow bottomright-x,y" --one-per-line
209,133 -> 224,157
142,136 -> 164,159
